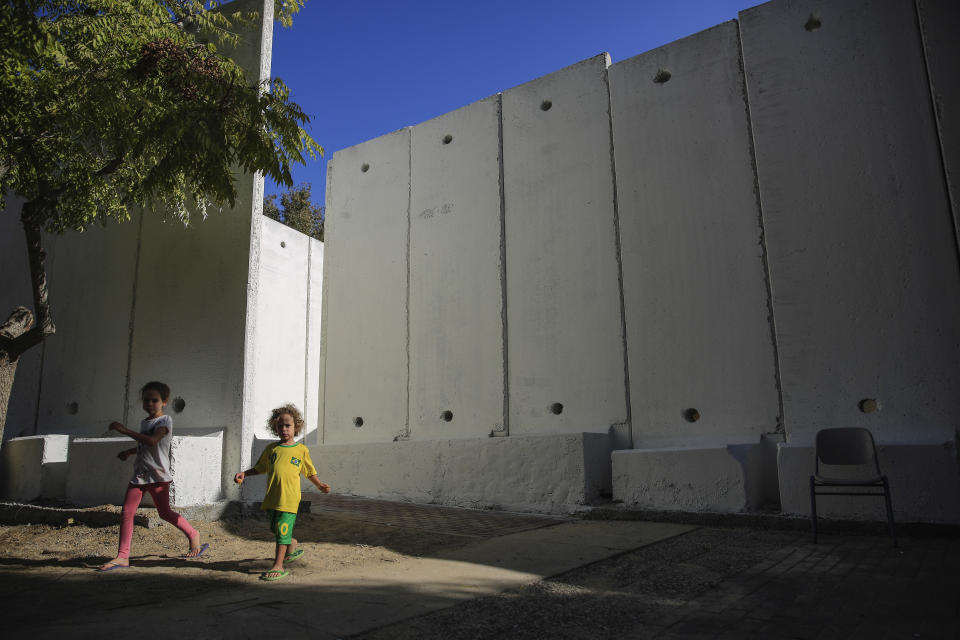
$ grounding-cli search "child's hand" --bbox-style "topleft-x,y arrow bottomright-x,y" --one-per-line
234,471 -> 245,485
108,421 -> 125,433
318,482 -> 330,494
117,450 -> 131,461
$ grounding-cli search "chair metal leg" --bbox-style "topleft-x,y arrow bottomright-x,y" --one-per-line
882,477 -> 897,548
809,475 -> 818,544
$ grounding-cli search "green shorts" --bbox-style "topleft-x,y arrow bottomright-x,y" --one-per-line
269,510 -> 297,545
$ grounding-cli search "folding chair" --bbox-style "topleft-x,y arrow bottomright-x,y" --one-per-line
809,427 -> 897,547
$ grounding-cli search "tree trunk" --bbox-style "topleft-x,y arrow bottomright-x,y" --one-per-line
0,307 -> 36,445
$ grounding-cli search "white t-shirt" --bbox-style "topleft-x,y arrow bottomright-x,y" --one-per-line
130,415 -> 173,484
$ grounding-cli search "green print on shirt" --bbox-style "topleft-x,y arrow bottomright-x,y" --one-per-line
290,457 -> 301,466
270,451 -> 278,464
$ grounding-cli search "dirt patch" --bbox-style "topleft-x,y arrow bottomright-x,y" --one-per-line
0,510 -> 471,579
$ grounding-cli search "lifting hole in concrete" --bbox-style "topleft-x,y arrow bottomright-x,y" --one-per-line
804,14 -> 821,31
361,163 -> 370,173
442,134 -> 453,145
858,398 -> 878,414
550,402 -> 563,415
441,410 -> 453,422
353,416 -> 364,427
683,408 -> 700,423
653,69 -> 672,84
280,241 -> 286,248
172,397 -> 186,414
67,401 -> 79,415
540,100 -> 552,111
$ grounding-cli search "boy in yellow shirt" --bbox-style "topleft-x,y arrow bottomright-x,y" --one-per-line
234,404 -> 330,581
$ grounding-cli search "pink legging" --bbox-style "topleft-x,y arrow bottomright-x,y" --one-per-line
118,482 -> 197,558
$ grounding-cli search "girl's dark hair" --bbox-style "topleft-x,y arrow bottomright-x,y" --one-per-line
268,404 -> 305,437
141,381 -> 171,401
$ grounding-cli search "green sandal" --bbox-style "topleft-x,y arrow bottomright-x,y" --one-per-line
259,569 -> 289,582
286,549 -> 305,563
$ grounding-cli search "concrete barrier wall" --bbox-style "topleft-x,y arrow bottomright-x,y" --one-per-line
66,433 -> 224,507
322,129 -> 411,445
409,96 -> 505,440
0,435 -> 68,502
610,22 -> 779,450
502,54 -> 628,437
36,222 -> 139,436
917,0 -> 960,248
740,0 -> 960,444
249,217 -> 311,439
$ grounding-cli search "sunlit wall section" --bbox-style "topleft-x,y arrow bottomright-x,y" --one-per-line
408,96 -> 506,440
322,129 -> 411,445
502,54 -> 628,438
610,22 -> 780,450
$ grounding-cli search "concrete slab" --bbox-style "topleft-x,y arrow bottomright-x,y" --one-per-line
408,95 -> 505,441
501,54 -> 628,437
740,0 -> 960,443
610,22 -> 780,450
917,0 -> 960,244
35,221 -> 139,436
612,444 -> 765,513
778,439 -> 960,524
305,432 -> 612,513
323,128 -> 411,445
0,435 -> 68,501
249,217 -> 310,440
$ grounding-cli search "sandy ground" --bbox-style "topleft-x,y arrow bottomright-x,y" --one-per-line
0,509 -> 470,580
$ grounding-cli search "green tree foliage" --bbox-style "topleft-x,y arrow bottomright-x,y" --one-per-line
263,182 -> 323,240
0,0 -> 322,437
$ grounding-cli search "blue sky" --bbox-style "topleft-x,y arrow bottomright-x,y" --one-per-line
265,0 -> 756,204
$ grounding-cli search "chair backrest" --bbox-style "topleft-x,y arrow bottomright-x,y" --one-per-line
815,427 -> 879,467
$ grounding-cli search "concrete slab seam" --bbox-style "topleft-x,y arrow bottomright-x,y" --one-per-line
319,161 -> 334,446
736,16 -> 784,435
603,58 -> 633,450
121,209 -> 145,427
403,126 -> 412,441
304,237 -> 312,420
496,91 -> 509,438
914,0 -> 960,276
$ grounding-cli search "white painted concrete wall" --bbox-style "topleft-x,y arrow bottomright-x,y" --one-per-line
37,221 -> 139,436
917,0 -> 960,249
309,433 -> 612,514
613,445 -> 765,513
409,96 -> 505,440
740,0 -> 960,444
0,435 -> 68,502
249,217 -> 311,440
778,440 -> 960,524
65,433 -> 224,507
322,129 -> 411,445
502,54 -> 628,437
610,22 -> 780,449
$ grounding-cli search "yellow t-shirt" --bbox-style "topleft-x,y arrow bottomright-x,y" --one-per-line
254,442 -> 317,513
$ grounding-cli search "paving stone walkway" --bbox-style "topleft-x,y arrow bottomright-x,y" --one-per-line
354,526 -> 960,639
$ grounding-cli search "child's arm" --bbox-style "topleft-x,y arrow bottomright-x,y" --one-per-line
307,475 -> 330,493
234,468 -> 260,484
116,447 -> 138,461
108,421 -> 168,447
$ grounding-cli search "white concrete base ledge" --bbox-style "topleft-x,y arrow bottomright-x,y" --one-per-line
0,435 -> 69,502
61,431 -> 225,508
777,440 -> 960,524
612,445 -> 766,513
261,433 -> 612,514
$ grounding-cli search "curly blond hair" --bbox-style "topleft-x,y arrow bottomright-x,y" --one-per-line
267,404 -> 305,438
